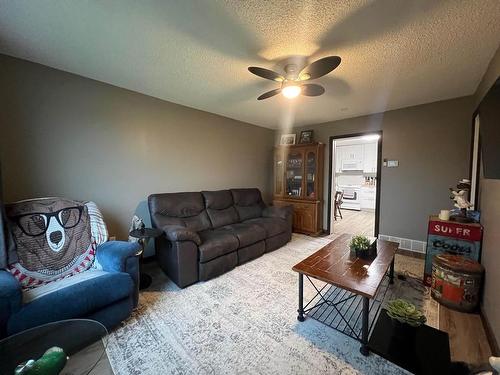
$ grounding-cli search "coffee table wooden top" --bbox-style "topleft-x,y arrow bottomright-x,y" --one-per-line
292,234 -> 399,298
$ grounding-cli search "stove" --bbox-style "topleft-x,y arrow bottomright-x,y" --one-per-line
338,184 -> 361,211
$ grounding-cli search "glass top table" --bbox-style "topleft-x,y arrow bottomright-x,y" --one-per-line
0,319 -> 108,375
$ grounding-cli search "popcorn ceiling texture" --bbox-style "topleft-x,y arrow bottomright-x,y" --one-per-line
0,1 -> 499,128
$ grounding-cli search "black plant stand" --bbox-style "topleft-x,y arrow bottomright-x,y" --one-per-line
129,228 -> 163,290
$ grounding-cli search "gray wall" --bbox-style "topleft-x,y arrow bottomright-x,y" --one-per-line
473,44 -> 500,351
0,54 -> 274,242
277,96 -> 474,242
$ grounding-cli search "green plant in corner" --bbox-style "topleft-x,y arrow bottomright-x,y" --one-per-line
349,235 -> 371,252
386,299 -> 427,327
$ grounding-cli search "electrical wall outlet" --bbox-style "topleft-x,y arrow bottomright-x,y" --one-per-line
109,236 -> 116,241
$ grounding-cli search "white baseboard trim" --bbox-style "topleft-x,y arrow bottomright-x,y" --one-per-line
378,234 -> 426,254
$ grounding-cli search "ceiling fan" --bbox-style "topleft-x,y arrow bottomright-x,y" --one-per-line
248,56 -> 341,100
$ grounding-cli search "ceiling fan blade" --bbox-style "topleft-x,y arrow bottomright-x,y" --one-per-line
301,84 -> 325,97
248,67 -> 284,82
299,56 -> 341,80
257,88 -> 282,100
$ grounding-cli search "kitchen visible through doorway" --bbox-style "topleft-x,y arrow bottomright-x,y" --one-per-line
330,133 -> 381,237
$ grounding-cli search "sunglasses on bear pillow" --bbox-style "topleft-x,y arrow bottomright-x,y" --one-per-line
11,206 -> 84,237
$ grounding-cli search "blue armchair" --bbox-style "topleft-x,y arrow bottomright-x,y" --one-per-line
0,240 -> 140,338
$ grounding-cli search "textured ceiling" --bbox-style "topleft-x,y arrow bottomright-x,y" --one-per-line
0,1 -> 499,129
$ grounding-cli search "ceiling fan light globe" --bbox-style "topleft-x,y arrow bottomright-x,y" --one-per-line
282,85 -> 301,99
299,73 -> 311,80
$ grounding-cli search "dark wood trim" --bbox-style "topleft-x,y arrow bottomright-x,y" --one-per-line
480,306 -> 500,356
469,110 -> 481,210
327,131 -> 383,236
375,133 -> 383,237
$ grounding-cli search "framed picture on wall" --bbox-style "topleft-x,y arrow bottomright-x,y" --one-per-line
280,134 -> 296,145
299,130 -> 314,144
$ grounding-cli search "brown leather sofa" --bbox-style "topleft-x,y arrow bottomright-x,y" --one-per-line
148,188 -> 292,288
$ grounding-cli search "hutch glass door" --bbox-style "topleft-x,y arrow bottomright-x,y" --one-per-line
274,148 -> 285,196
305,150 -> 317,199
286,149 -> 304,197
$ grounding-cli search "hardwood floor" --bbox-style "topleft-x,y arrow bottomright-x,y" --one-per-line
440,306 -> 492,365
333,208 -> 375,237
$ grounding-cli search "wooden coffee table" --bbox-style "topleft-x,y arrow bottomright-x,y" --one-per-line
292,234 -> 398,356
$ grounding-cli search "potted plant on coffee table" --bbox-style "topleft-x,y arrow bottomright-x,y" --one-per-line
349,235 -> 376,259
386,299 -> 427,340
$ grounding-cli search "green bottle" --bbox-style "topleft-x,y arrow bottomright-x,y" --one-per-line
14,347 -> 68,375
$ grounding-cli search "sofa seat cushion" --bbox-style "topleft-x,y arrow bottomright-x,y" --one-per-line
221,223 -> 266,248
245,217 -> 289,237
7,270 -> 133,334
198,230 -> 239,263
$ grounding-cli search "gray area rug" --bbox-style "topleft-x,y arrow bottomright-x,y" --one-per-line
106,234 -> 435,375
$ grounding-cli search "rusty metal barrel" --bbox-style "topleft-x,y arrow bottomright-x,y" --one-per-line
431,254 -> 484,312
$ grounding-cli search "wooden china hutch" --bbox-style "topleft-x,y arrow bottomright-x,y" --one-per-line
273,142 -> 325,236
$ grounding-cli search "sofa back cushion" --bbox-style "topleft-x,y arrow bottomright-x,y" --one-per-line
202,190 -> 239,228
6,198 -> 107,289
230,188 -> 265,221
148,192 -> 211,232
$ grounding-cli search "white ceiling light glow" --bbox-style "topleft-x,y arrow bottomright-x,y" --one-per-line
282,85 -> 301,99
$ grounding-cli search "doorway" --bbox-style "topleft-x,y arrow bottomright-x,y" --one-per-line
327,132 -> 382,237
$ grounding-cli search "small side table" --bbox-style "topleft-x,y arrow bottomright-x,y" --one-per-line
129,228 -> 163,290
0,319 -> 108,374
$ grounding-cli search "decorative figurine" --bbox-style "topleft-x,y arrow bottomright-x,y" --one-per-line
15,346 -> 68,375
449,179 -> 473,223
128,215 -> 145,242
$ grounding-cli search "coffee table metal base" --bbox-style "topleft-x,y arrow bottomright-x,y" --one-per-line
297,272 -> 392,356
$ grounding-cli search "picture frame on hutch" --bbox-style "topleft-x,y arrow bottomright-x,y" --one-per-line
280,134 -> 296,145
299,130 -> 314,144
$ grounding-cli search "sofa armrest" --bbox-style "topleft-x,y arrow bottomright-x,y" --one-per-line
96,241 -> 141,307
96,241 -> 141,272
162,225 -> 201,245
0,270 -> 22,338
263,205 -> 293,221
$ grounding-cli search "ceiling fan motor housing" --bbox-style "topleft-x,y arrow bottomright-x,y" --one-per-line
284,64 -> 299,80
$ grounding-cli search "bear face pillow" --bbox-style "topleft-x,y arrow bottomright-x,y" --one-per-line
6,197 -> 107,289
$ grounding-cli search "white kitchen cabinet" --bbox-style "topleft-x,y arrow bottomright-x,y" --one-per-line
336,144 -> 363,171
363,142 -> 377,173
343,144 -> 363,160
360,187 -> 376,210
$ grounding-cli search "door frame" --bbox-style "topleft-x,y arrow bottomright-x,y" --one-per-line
327,131 -> 383,236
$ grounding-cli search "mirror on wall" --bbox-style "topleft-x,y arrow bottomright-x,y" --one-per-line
477,78 -> 500,180
470,77 -> 500,209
